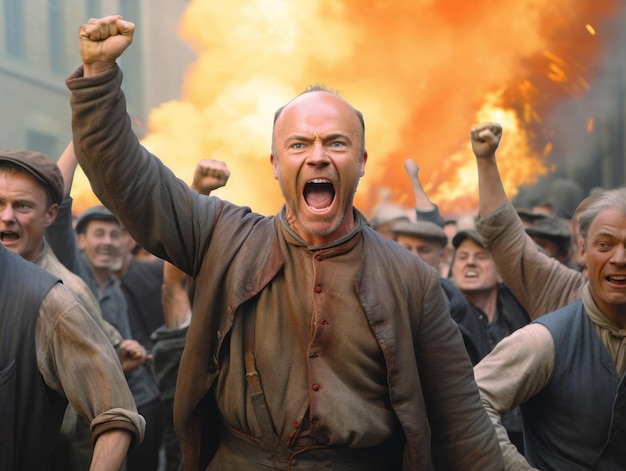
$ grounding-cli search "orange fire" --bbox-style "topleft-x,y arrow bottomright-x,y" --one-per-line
71,0 -> 621,220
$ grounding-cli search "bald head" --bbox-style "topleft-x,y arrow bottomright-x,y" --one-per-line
272,86 -> 365,156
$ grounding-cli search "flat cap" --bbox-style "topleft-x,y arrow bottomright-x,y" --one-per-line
392,220 -> 448,247
0,149 -> 64,205
368,204 -> 410,230
516,207 -> 548,223
75,205 -> 119,234
525,217 -> 571,242
452,228 -> 484,249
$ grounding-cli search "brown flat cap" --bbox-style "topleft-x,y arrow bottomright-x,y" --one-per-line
0,149 -> 64,205
452,229 -> 484,249
391,220 -> 448,247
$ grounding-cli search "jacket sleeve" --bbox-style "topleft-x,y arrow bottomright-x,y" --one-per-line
66,65 -> 213,278
476,202 -> 585,319
37,284 -> 145,448
474,323 -> 554,470
412,267 -> 504,470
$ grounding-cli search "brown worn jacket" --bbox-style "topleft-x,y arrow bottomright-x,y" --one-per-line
67,65 -> 503,471
476,202 -> 585,319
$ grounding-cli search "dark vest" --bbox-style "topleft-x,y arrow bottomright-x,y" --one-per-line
0,247 -> 66,471
523,301 -> 626,470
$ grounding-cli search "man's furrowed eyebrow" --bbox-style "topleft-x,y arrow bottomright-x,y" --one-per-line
285,134 -> 313,142
284,132 -> 352,143
323,132 -> 352,143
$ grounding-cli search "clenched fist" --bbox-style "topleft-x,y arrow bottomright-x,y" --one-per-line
79,15 -> 135,77
470,123 -> 502,159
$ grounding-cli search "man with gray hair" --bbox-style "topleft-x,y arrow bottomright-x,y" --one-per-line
471,123 -> 626,469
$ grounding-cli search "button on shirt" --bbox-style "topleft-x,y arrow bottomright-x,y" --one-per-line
216,211 -> 399,448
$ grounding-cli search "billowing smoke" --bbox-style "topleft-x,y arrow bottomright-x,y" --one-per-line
72,0 -> 625,219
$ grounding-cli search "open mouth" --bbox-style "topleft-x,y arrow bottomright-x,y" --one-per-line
304,179 -> 335,211
465,270 -> 479,279
0,231 -> 19,243
606,275 -> 626,285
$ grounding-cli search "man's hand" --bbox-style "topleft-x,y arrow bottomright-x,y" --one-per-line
79,15 -> 135,77
191,159 -> 231,196
470,123 -> 503,159
403,158 -> 420,181
117,339 -> 151,373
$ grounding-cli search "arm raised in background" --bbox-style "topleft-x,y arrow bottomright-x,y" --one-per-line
57,141 -> 79,199
161,159 -> 231,329
469,122 -> 506,218
403,158 -> 445,227
191,159 -> 231,196
53,144 -> 150,372
471,123 -> 585,318
46,141 -> 81,274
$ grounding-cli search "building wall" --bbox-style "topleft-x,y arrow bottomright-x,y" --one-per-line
0,0 -> 193,159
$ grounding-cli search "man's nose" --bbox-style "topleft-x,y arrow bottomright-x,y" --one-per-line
611,245 -> 626,265
307,143 -> 330,166
0,206 -> 15,222
101,233 -> 115,244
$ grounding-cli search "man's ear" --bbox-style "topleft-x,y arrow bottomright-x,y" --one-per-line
77,232 -> 87,251
270,154 -> 279,180
43,204 -> 59,228
578,238 -> 587,269
359,150 -> 368,177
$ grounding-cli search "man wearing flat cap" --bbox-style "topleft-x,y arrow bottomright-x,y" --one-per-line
45,160 -> 164,471
389,221 -> 490,366
0,149 -> 145,469
450,227 -> 530,453
391,220 -> 448,268
525,216 -> 573,266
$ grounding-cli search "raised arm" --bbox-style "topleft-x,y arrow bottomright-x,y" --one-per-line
79,16 -> 135,77
403,158 -> 445,226
161,158 -> 230,328
470,123 -> 507,218
190,159 -> 230,195
57,141 -> 78,198
471,123 -> 585,317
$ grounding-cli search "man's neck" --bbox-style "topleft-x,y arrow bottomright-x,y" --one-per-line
464,287 -> 498,323
92,266 -> 112,291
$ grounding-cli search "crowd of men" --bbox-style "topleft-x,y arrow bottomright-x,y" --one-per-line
1,14 -> 625,471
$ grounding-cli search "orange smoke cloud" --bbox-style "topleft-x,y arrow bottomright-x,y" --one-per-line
71,0 -> 621,219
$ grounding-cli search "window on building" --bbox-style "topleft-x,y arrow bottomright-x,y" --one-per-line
27,130 -> 58,161
4,0 -> 25,59
119,2 -> 145,123
86,0 -> 101,19
48,0 -> 67,75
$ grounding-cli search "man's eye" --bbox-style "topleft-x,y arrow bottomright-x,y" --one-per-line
330,141 -> 345,148
291,143 -> 304,149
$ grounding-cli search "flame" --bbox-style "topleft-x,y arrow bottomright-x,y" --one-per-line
71,0 -> 622,220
